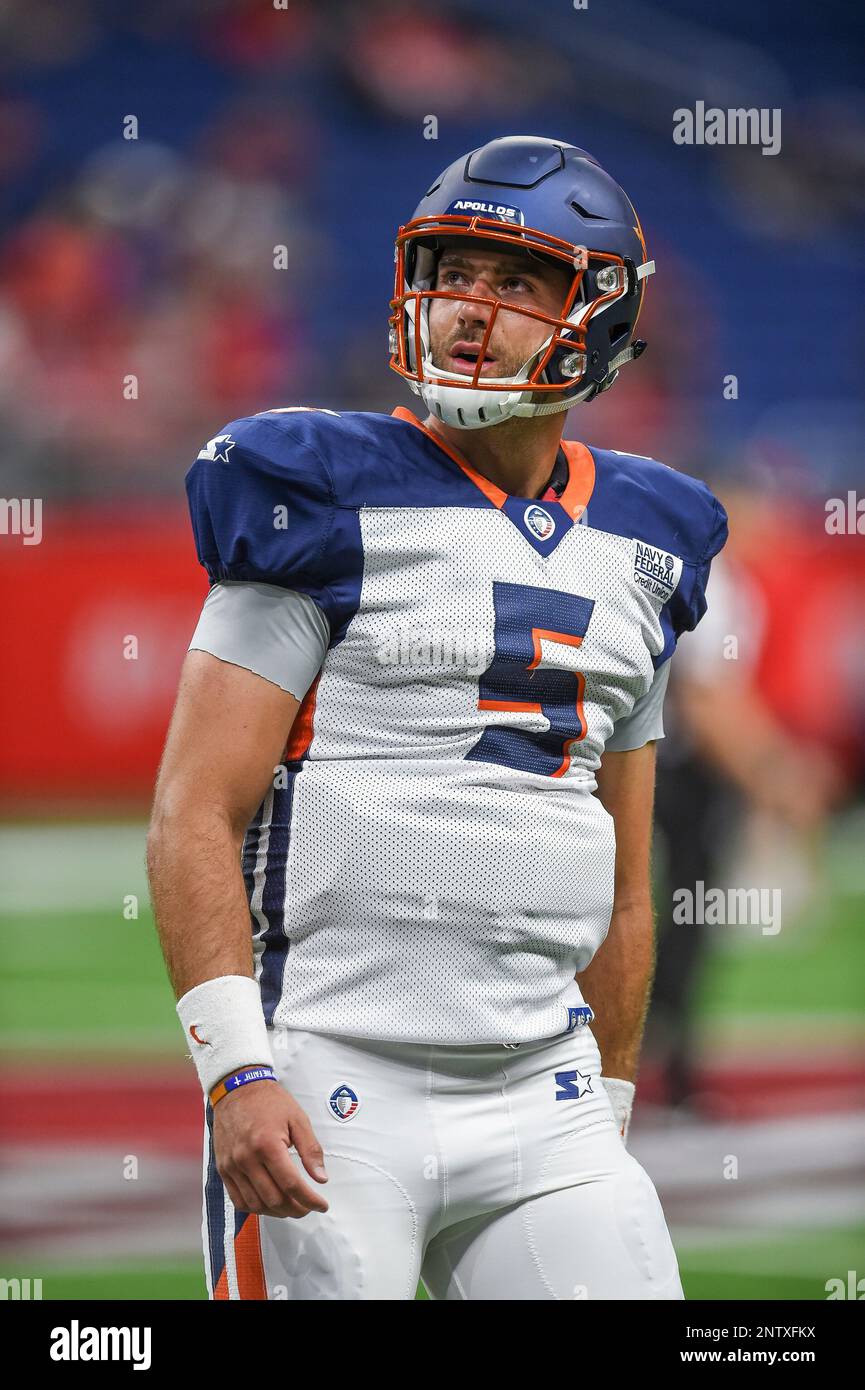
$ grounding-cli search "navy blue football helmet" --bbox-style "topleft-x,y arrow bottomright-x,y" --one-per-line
388,135 -> 654,429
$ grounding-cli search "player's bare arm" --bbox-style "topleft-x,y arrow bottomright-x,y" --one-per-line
578,741 -> 658,1093
147,650 -> 329,1219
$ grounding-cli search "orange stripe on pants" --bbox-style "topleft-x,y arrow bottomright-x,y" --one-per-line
213,1214 -> 268,1300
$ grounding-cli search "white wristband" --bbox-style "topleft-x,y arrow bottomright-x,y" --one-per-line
601,1076 -> 636,1145
176,974 -> 276,1097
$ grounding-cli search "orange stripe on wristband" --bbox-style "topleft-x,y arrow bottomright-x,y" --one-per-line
209,1064 -> 277,1107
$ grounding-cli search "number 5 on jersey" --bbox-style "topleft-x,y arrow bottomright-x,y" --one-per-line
466,579 -> 595,778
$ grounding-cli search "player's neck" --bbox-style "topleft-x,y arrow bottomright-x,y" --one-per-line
423,412 -> 567,500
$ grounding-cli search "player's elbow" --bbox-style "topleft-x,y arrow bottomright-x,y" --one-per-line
145,795 -> 184,885
146,784 -> 238,880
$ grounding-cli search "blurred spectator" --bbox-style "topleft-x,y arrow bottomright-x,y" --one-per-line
648,501 -> 857,1110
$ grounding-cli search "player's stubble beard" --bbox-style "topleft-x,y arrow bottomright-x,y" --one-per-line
426,312 -> 572,443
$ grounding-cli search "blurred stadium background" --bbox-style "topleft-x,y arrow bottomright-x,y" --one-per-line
1,0 -> 863,1300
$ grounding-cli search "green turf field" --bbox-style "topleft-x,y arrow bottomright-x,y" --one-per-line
8,1225 -> 865,1301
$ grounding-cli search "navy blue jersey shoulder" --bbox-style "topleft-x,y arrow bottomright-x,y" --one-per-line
185,411 -> 726,665
185,410 -> 354,640
235,407 -> 491,508
585,445 -> 728,665
184,407 -> 483,644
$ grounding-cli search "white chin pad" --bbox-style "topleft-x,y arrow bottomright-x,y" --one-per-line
419,380 -> 524,429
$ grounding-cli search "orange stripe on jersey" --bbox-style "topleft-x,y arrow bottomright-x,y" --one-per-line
558,439 -> 596,521
393,406 -> 596,521
214,1265 -> 229,1300
284,673 -> 320,762
391,407 -> 507,509
548,672 -> 588,777
480,669 -> 587,777
234,1214 -> 268,1299
528,628 -> 584,670
478,698 -> 543,713
569,670 -> 589,747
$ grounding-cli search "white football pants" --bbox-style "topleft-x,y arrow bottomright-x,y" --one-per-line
202,1023 -> 684,1300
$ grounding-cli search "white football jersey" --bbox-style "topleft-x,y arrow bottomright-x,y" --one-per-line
186,406 -> 727,1043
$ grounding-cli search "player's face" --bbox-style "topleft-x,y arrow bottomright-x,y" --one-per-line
427,241 -> 574,380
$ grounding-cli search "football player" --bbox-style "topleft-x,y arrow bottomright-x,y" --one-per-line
148,136 -> 727,1299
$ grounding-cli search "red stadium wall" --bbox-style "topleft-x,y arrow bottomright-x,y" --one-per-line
0,504 -> 207,810
737,509 -> 865,776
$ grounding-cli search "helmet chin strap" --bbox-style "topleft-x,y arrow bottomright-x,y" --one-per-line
510,390 -> 593,418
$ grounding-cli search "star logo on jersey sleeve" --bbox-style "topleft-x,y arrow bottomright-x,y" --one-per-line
196,433 -> 235,463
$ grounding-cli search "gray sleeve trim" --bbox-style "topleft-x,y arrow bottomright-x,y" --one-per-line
188,581 -> 330,701
604,658 -> 671,752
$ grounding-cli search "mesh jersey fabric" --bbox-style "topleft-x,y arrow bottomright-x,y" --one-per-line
186,406 -> 727,1043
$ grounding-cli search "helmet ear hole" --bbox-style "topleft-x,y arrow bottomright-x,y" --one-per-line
608,322 -> 631,346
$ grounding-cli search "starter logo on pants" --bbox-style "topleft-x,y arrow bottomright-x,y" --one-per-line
554,1070 -> 594,1101
328,1084 -> 361,1121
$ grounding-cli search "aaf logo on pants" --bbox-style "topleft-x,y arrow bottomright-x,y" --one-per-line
554,1070 -> 594,1101
328,1084 -> 360,1121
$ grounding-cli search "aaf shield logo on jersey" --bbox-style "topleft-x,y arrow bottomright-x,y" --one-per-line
633,541 -> 683,601
196,433 -> 235,463
524,504 -> 556,541
554,1070 -> 594,1101
446,198 -> 525,226
328,1084 -> 360,1121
